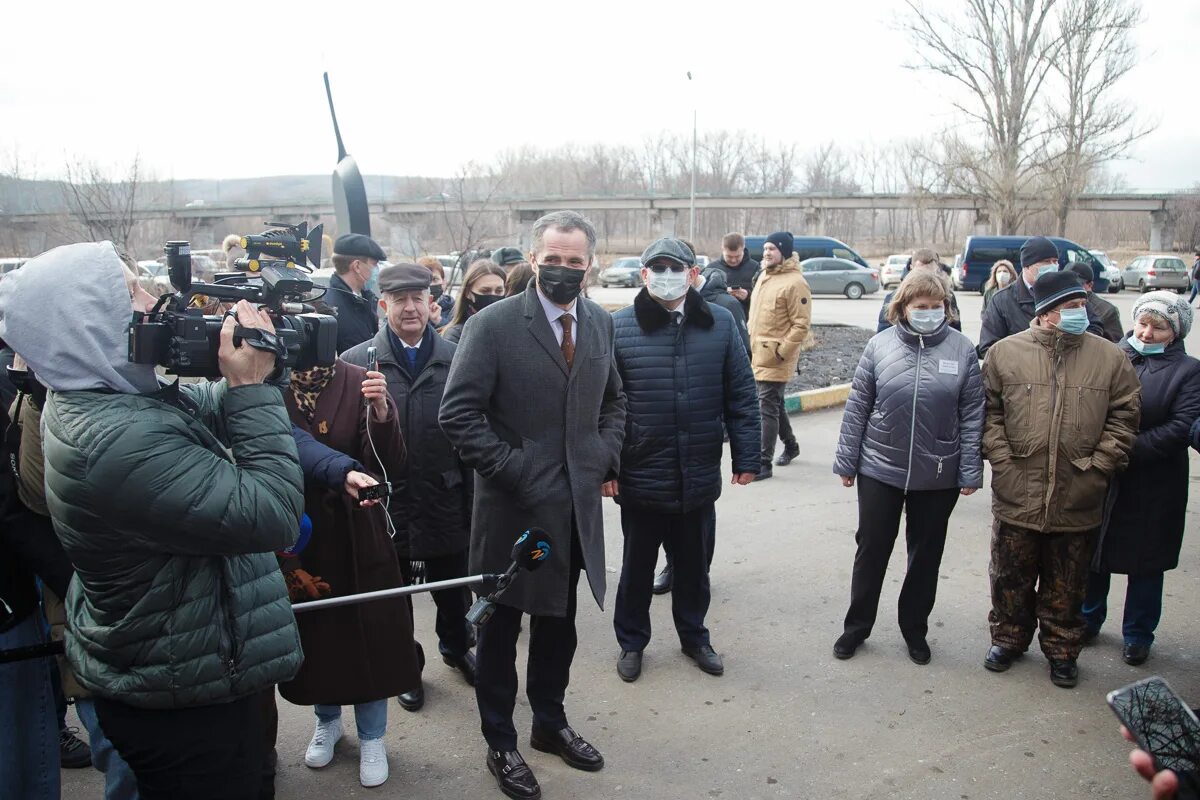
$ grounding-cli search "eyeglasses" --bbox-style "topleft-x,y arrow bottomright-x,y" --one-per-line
646,263 -> 689,274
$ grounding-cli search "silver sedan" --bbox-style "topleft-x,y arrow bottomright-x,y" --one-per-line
800,257 -> 880,299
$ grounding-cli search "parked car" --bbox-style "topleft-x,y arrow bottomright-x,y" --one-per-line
136,260 -> 173,295
879,254 -> 911,289
744,235 -> 870,268
599,257 -> 642,288
1088,250 -> 1123,293
958,235 -> 1108,293
951,254 -> 964,289
799,257 -> 879,299
1122,254 -> 1191,294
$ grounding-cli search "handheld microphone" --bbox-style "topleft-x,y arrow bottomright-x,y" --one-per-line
466,529 -> 552,626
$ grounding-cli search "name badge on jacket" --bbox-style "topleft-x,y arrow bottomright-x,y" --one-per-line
938,359 -> 959,376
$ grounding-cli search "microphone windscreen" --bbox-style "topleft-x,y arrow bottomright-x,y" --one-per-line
511,529 -> 552,571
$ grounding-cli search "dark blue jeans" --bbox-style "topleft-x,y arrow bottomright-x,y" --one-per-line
614,503 -> 713,653
1082,571 -> 1165,646
0,612 -> 60,800
1189,279 -> 1200,304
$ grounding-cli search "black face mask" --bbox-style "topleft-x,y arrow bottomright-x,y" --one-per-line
468,294 -> 503,314
536,264 -> 586,305
430,285 -> 444,300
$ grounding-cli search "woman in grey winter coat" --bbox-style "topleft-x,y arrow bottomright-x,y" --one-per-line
832,270 -> 985,665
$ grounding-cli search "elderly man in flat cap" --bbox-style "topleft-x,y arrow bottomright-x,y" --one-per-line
330,233 -> 387,354
343,263 -> 478,714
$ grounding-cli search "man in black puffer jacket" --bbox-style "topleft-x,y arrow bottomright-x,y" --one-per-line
610,238 -> 760,683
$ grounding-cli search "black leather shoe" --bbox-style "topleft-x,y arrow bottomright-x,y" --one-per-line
487,749 -> 541,800
682,644 -> 724,675
833,632 -> 864,660
1123,643 -> 1151,666
1082,627 -> 1100,645
617,650 -> 642,682
983,645 -> 1019,672
397,686 -> 425,712
753,467 -> 773,482
1049,658 -> 1079,688
652,565 -> 673,595
906,637 -> 931,665
443,650 -> 477,686
530,726 -> 604,772
775,442 -> 800,467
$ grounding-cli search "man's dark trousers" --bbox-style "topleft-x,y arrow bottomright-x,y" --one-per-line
95,693 -> 266,800
425,550 -> 472,657
843,474 -> 959,642
757,380 -> 795,467
474,532 -> 584,752
614,503 -> 713,652
664,505 -> 716,573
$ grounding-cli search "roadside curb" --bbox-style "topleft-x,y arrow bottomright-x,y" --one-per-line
784,383 -> 852,414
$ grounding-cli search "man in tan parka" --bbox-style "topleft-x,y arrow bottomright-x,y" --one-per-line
981,269 -> 1140,688
747,231 -> 811,481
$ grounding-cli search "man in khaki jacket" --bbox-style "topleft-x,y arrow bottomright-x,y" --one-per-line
747,231 -> 812,481
981,270 -> 1140,688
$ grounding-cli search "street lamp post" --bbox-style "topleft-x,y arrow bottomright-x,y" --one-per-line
687,71 -> 696,241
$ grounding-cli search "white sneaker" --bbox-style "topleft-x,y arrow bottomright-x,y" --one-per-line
304,717 -> 343,769
359,737 -> 389,788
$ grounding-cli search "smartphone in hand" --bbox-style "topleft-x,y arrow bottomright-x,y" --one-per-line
1108,676 -> 1200,774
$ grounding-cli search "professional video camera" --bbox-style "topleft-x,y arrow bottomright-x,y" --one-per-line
128,221 -> 338,378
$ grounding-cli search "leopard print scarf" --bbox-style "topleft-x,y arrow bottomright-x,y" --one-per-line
290,365 -> 335,423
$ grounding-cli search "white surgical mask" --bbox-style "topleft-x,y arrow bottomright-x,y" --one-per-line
908,307 -> 945,334
1037,263 -> 1058,277
647,270 -> 690,302
997,271 -> 1012,287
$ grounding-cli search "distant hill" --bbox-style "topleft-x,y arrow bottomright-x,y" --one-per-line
0,173 -> 441,214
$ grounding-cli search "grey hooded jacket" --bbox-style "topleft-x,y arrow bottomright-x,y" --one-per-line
834,321 -> 985,491
0,242 -> 304,709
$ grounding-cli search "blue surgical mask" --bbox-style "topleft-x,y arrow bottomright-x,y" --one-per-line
1128,335 -> 1166,356
908,307 -> 946,334
1037,263 -> 1058,277
1056,306 -> 1089,335
364,263 -> 381,296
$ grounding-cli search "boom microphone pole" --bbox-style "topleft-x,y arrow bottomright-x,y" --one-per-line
293,530 -> 552,622
0,532 -> 555,663
466,529 -> 551,626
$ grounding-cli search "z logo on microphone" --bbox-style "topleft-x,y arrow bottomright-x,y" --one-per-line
532,541 -> 550,561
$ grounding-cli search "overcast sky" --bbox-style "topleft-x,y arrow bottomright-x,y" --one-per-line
2,0 -> 1196,190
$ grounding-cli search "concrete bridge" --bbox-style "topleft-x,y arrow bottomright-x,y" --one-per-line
4,192 -> 1184,250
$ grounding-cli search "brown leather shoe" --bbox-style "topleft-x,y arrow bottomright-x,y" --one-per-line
487,750 -> 541,800
530,725 -> 604,772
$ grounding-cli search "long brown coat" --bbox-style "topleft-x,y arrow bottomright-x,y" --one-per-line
280,359 -> 421,706
982,322 -> 1141,533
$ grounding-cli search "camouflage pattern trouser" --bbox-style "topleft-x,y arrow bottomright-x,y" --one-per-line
988,521 -> 1098,661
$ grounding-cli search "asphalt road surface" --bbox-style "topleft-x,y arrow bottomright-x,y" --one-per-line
61,287 -> 1200,799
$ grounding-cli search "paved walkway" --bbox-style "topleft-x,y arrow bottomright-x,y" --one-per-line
63,403 -> 1200,799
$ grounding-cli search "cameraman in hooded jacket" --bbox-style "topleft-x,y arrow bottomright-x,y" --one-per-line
0,242 -> 305,800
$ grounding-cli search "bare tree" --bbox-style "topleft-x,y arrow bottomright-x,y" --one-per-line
61,155 -> 144,250
901,0 -> 1063,233
436,161 -> 507,270
1042,0 -> 1150,235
